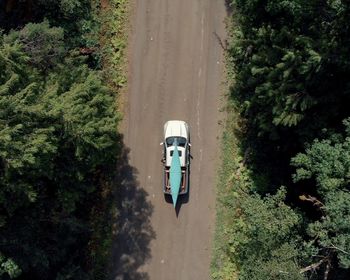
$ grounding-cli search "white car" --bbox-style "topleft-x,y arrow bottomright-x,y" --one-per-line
161,120 -> 190,195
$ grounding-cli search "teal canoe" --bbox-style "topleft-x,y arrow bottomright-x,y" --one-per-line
169,141 -> 181,207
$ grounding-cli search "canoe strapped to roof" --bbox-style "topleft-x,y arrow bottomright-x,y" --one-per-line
165,169 -> 186,193
169,139 -> 181,207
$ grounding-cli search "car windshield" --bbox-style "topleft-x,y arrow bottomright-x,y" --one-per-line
166,136 -> 187,147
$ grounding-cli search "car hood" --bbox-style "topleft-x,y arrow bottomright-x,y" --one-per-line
164,120 -> 188,139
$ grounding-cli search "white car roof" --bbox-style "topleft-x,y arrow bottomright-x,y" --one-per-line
164,120 -> 189,139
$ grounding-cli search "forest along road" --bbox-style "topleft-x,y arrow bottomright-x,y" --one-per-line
123,0 -> 226,279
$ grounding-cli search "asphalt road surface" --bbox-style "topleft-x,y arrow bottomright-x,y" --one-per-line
117,1 -> 227,279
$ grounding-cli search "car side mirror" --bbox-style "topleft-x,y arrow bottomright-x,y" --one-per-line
188,143 -> 191,147
160,142 -> 164,145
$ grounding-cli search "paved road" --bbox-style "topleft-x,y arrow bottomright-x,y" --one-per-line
121,0 -> 226,279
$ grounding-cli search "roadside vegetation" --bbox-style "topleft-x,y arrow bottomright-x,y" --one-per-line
212,1 -> 350,279
0,0 -> 128,279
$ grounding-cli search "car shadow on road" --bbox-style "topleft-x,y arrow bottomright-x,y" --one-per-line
164,183 -> 190,218
108,145 -> 155,280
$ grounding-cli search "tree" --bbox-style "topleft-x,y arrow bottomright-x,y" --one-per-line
226,188 -> 306,280
0,22 -> 120,279
231,0 -> 350,142
292,118 -> 350,276
223,0 -> 350,278
4,21 -> 65,71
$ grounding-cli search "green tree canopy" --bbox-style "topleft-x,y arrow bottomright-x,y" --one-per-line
4,21 -> 65,71
0,21 -> 120,279
292,118 -> 350,271
227,188 -> 305,280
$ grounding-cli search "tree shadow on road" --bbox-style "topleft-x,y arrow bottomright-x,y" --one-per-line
108,145 -> 155,280
224,0 -> 234,16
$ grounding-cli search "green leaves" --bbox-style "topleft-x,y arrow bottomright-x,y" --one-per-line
58,71 -> 119,167
227,188 -> 305,280
5,21 -> 65,72
0,253 -> 21,279
0,21 -> 120,279
224,0 -> 350,278
231,0 -> 350,143
308,191 -> 350,268
291,119 -> 350,271
292,128 -> 350,195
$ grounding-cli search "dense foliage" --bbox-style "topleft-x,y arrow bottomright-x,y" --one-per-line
214,0 -> 350,279
227,189 -> 305,280
292,120 -> 350,271
0,1 -> 124,279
